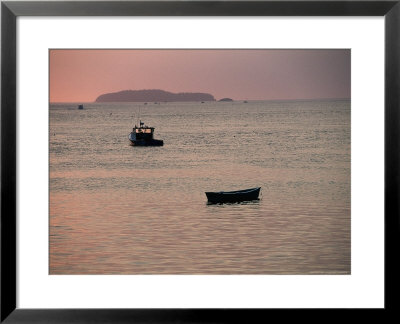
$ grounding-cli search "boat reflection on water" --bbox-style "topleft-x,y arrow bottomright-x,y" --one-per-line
206,199 -> 261,206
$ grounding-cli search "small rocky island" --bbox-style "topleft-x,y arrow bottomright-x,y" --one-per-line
95,89 -> 216,103
218,98 -> 234,102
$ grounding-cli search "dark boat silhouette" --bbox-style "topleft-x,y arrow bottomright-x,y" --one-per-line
128,120 -> 163,146
205,187 -> 261,203
78,104 -> 84,110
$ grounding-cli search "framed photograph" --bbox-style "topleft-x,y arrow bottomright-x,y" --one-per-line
1,0 -> 399,322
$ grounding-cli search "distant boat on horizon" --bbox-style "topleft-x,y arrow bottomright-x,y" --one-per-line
78,104 -> 84,110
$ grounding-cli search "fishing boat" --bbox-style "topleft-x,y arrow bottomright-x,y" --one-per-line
128,120 -> 164,146
205,187 -> 261,203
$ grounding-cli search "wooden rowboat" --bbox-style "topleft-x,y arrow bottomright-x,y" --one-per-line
205,187 -> 261,204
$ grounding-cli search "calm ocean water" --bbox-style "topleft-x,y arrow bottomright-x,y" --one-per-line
49,100 -> 350,274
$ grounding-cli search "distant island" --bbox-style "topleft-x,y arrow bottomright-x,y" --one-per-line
95,89 -> 216,103
218,98 -> 233,102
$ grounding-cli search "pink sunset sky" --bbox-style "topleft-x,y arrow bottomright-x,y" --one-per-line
49,49 -> 350,103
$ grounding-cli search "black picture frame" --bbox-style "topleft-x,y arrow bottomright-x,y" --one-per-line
1,1 -> 399,322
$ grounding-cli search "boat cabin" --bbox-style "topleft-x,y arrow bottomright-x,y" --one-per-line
131,125 -> 155,141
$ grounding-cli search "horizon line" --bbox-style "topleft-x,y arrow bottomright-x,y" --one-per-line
50,97 -> 351,104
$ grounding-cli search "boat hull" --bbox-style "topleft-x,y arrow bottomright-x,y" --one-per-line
129,139 -> 164,146
205,187 -> 261,204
